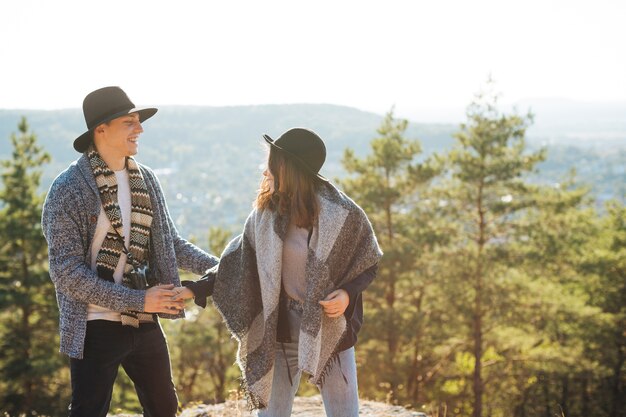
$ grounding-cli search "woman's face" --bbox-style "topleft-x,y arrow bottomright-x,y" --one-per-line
263,167 -> 275,193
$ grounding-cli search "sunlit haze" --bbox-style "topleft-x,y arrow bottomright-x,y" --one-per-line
1,0 -> 624,122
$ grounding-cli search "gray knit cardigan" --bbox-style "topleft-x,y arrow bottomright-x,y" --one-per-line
42,154 -> 218,359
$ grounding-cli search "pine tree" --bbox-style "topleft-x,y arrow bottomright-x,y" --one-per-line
505,175 -> 602,416
338,109 -> 439,402
0,117 -> 67,415
580,202 -> 626,417
440,86 -> 546,417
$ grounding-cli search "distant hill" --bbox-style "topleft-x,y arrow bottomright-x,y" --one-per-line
1,103 -> 624,238
515,98 -> 626,148
0,104 -> 458,181
407,98 -> 626,149
0,104 -> 456,237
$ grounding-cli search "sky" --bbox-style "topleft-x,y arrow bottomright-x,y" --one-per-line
1,0 -> 625,122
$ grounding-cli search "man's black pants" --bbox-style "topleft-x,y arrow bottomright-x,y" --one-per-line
69,320 -> 178,417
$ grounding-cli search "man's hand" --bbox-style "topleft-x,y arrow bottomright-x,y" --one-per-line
319,289 -> 349,318
172,287 -> 195,302
144,284 -> 185,313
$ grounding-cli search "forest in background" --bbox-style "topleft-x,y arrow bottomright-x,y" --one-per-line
0,89 -> 624,417
0,100 -> 624,237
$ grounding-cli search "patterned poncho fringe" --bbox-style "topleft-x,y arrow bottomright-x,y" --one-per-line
209,183 -> 383,409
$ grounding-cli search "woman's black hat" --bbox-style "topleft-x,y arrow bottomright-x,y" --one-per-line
73,86 -> 158,152
263,127 -> 328,182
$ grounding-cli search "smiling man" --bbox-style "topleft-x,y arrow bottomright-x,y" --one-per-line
41,86 -> 218,417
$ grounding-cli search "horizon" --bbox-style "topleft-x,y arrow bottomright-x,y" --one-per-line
2,97 -> 626,126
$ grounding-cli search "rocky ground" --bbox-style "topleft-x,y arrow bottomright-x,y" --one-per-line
109,395 -> 427,417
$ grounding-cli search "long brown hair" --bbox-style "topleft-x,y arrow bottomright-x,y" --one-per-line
255,147 -> 320,229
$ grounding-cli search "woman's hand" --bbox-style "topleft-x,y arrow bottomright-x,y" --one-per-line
172,287 -> 195,302
319,289 -> 349,318
144,284 -> 185,313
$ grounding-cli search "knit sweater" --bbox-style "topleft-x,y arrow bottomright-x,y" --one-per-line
41,154 -> 218,359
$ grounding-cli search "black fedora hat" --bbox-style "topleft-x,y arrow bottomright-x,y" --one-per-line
73,86 -> 158,152
263,127 -> 328,182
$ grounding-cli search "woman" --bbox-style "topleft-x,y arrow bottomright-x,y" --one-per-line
175,127 -> 382,416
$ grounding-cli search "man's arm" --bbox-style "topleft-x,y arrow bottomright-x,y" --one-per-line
42,182 -> 181,313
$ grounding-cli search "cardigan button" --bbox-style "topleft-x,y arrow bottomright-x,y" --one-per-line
90,215 -> 98,224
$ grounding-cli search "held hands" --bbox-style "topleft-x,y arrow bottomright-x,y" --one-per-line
144,284 -> 185,314
319,289 -> 349,318
172,287 -> 195,302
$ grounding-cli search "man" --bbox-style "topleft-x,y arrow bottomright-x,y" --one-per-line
41,86 -> 218,417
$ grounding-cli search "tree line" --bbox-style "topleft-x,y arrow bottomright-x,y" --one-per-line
0,89 -> 624,416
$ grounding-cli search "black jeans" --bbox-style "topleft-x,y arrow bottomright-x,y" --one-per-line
69,320 -> 178,417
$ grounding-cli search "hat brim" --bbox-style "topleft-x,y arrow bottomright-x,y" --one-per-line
73,107 -> 158,153
263,134 -> 328,182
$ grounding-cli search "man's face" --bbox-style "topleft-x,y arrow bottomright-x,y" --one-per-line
96,113 -> 143,158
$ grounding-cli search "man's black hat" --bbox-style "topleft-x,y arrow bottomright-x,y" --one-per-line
73,86 -> 158,152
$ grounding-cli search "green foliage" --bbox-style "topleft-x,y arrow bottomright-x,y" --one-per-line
0,118 -> 68,416
0,100 -> 624,417
575,202 -> 626,416
165,226 -> 240,406
437,85 -> 548,417
335,88 -> 625,417
338,109 -> 440,403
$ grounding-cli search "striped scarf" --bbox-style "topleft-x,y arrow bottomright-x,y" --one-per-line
87,145 -> 154,327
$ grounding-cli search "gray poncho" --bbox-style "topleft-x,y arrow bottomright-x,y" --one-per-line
208,183 -> 382,408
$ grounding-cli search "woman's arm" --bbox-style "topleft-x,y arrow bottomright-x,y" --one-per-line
319,264 -> 378,318
340,264 -> 378,318
174,272 -> 216,308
